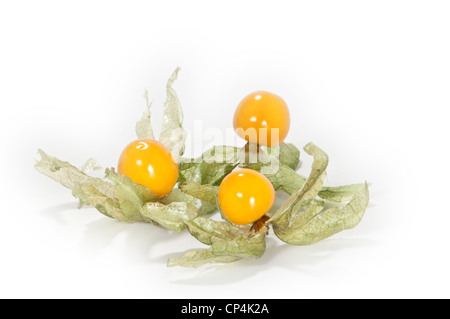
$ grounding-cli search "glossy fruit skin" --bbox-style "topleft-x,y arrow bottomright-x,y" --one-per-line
233,91 -> 290,147
117,138 -> 178,197
218,168 -> 275,225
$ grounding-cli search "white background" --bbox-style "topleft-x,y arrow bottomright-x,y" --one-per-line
1,1 -> 449,299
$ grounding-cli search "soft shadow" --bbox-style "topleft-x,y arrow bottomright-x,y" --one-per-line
39,201 -> 80,224
40,202 -> 178,262
170,236 -> 379,286
80,217 -> 181,262
261,236 -> 378,269
79,218 -> 130,256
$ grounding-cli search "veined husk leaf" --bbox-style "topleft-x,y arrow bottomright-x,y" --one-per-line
318,183 -> 367,202
177,145 -> 240,215
103,168 -> 159,223
159,67 -> 187,163
34,151 -> 141,222
262,165 -> 306,195
140,202 -> 196,232
265,142 -> 301,171
167,217 -> 266,268
135,89 -> 155,140
167,233 -> 266,268
179,182 -> 219,207
183,216 -> 249,245
139,188 -> 200,232
178,142 -> 303,197
268,142 -> 370,245
179,181 -> 219,216
241,143 -> 306,195
273,183 -> 369,245
268,142 -> 328,225
35,149 -> 115,206
105,167 -> 159,204
35,150 -> 199,230
178,146 -> 240,186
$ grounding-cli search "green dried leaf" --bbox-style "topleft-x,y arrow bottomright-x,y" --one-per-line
135,89 -> 155,140
179,182 -> 219,207
159,67 -> 187,163
102,168 -> 160,222
268,142 -> 328,225
273,183 -> 369,245
35,151 -> 140,222
71,183 -> 125,220
179,181 -> 220,216
210,233 -> 266,259
105,168 -> 159,204
198,202 -> 218,216
318,183 -> 367,202
242,144 -> 306,195
168,221 -> 266,268
140,201 -> 197,232
266,142 -> 301,171
184,217 -> 250,245
169,234 -> 265,268
161,187 -> 191,203
263,165 -> 306,195
35,150 -> 199,228
35,149 -> 115,204
179,146 -> 240,186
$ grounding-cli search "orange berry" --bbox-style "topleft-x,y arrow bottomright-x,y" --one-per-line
118,139 -> 178,197
218,168 -> 275,225
233,91 -> 290,147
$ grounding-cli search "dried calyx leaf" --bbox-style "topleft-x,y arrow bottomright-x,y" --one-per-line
178,146 -> 241,186
179,182 -> 219,207
241,142 -> 306,195
140,192 -> 198,232
159,67 -> 187,164
135,89 -> 155,140
267,143 -> 369,245
179,142 -> 304,195
318,183 -> 368,202
268,142 -> 328,225
167,217 -> 266,268
265,142 -> 301,171
178,181 -> 219,217
260,164 -> 306,195
273,184 -> 369,245
136,67 -> 187,163
35,150 -> 200,231
35,149 -> 114,207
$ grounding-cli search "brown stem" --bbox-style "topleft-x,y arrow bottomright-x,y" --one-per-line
249,214 -> 270,234
242,141 -> 263,166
